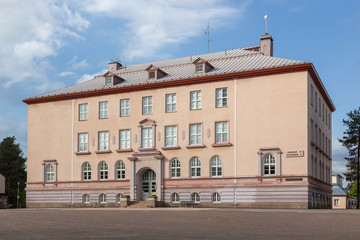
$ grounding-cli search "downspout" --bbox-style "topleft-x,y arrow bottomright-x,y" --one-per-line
71,99 -> 74,207
233,79 -> 237,208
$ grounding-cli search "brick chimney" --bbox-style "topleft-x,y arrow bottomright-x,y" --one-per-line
108,61 -> 122,72
260,33 -> 273,57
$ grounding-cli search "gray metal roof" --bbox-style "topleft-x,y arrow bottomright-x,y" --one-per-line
29,47 -> 307,99
332,185 -> 348,196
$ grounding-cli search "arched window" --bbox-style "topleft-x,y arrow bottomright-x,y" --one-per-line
99,193 -> 106,203
190,157 -> 201,177
115,161 -> 125,179
82,194 -> 90,203
116,193 -> 122,203
210,156 -> 222,177
263,154 -> 275,175
82,162 -> 91,180
212,192 -> 221,203
170,158 -> 181,178
191,192 -> 200,203
99,162 -> 108,180
171,193 -> 180,203
45,164 -> 55,181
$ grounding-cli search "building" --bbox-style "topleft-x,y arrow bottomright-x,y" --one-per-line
23,33 -> 335,208
0,173 -> 7,208
332,172 -> 356,209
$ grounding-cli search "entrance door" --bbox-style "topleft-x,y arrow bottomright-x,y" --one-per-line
142,169 -> 156,200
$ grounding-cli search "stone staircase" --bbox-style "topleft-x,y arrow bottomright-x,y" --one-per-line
127,201 -> 150,208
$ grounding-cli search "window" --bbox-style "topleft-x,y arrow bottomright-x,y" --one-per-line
310,85 -> 313,106
82,162 -> 91,180
165,126 -> 177,147
99,101 -> 108,119
171,193 -> 180,203
191,192 -> 200,203
141,127 -> 153,148
116,161 -> 125,179
99,194 -> 106,203
315,158 -> 317,178
99,162 -> 108,180
45,164 -> 55,181
326,109 -> 328,125
216,88 -> 228,107
79,103 -> 88,121
196,64 -> 204,73
116,193 -> 122,203
315,125 -> 318,146
318,129 -> 321,147
98,131 -> 109,150
120,99 -> 130,117
148,71 -> 156,79
212,192 -> 221,203
311,155 -> 314,176
142,96 -> 153,114
322,103 -> 325,121
82,194 -> 90,203
211,156 -> 222,177
78,133 -> 88,152
170,158 -> 181,178
190,91 -> 201,110
190,157 -> 201,177
334,199 -> 339,206
263,154 -> 275,175
310,119 -> 314,142
189,124 -> 202,145
106,77 -> 112,84
215,122 -> 228,143
322,133 -> 325,151
315,92 -> 318,111
319,98 -> 321,117
119,130 -> 130,149
166,94 -> 176,112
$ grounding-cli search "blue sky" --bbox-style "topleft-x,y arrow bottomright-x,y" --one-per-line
0,0 -> 359,177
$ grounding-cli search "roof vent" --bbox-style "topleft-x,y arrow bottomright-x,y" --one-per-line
108,60 -> 122,72
260,33 -> 273,56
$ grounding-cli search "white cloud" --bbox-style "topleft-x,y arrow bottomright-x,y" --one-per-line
69,56 -> 90,70
76,69 -> 108,83
76,0 -> 244,60
58,71 -> 75,77
0,0 -> 90,91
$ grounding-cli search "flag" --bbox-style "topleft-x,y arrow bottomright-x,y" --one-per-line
264,14 -> 268,19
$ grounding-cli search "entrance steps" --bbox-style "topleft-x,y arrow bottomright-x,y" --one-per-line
127,201 -> 150,208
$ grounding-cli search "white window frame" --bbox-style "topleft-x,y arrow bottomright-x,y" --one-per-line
166,93 -> 176,113
310,85 -> 313,106
78,133 -> 88,152
315,92 -> 318,112
171,193 -> 180,203
99,162 -> 108,180
99,193 -> 106,203
211,156 -> 222,177
105,77 -> 112,85
191,192 -> 200,203
170,158 -> 181,178
120,98 -> 130,117
334,199 -> 339,206
82,162 -> 91,180
116,193 -> 122,203
116,161 -> 125,179
142,96 -> 153,115
79,103 -> 88,121
190,157 -> 201,177
45,164 -> 55,181
195,64 -> 204,73
190,91 -> 201,110
212,192 -> 221,203
119,129 -> 131,149
165,126 -> 177,147
141,127 -> 153,148
215,121 -> 228,143
189,123 -> 202,145
98,131 -> 109,150
82,194 -> 90,203
263,154 -> 276,175
216,88 -> 227,107
99,101 -> 108,119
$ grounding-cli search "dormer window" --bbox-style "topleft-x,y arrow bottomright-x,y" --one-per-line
193,57 -> 214,74
146,64 -> 167,80
196,64 -> 204,73
105,77 -> 112,85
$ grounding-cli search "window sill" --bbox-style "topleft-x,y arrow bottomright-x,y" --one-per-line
138,147 -> 156,151
95,149 -> 112,154
190,108 -> 202,111
212,142 -> 233,147
186,144 -> 206,149
165,111 -> 177,113
120,115 -> 130,118
161,146 -> 181,150
99,118 -> 109,120
215,105 -> 228,108
79,119 -> 88,122
116,148 -> 133,153
75,151 -> 91,155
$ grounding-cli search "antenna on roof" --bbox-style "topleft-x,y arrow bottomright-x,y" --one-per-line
264,14 -> 268,34
205,20 -> 211,53
110,58 -> 121,64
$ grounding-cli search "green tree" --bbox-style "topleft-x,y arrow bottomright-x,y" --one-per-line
0,136 -> 26,207
349,180 -> 358,197
339,107 -> 360,209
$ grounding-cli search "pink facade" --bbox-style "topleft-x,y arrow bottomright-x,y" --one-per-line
24,34 -> 335,208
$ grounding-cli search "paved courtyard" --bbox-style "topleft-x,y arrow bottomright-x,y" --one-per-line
1,208 -> 360,239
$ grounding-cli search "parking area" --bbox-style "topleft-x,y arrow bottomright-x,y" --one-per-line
1,208 -> 360,239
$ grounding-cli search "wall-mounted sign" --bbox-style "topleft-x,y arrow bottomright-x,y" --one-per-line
286,150 -> 304,158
